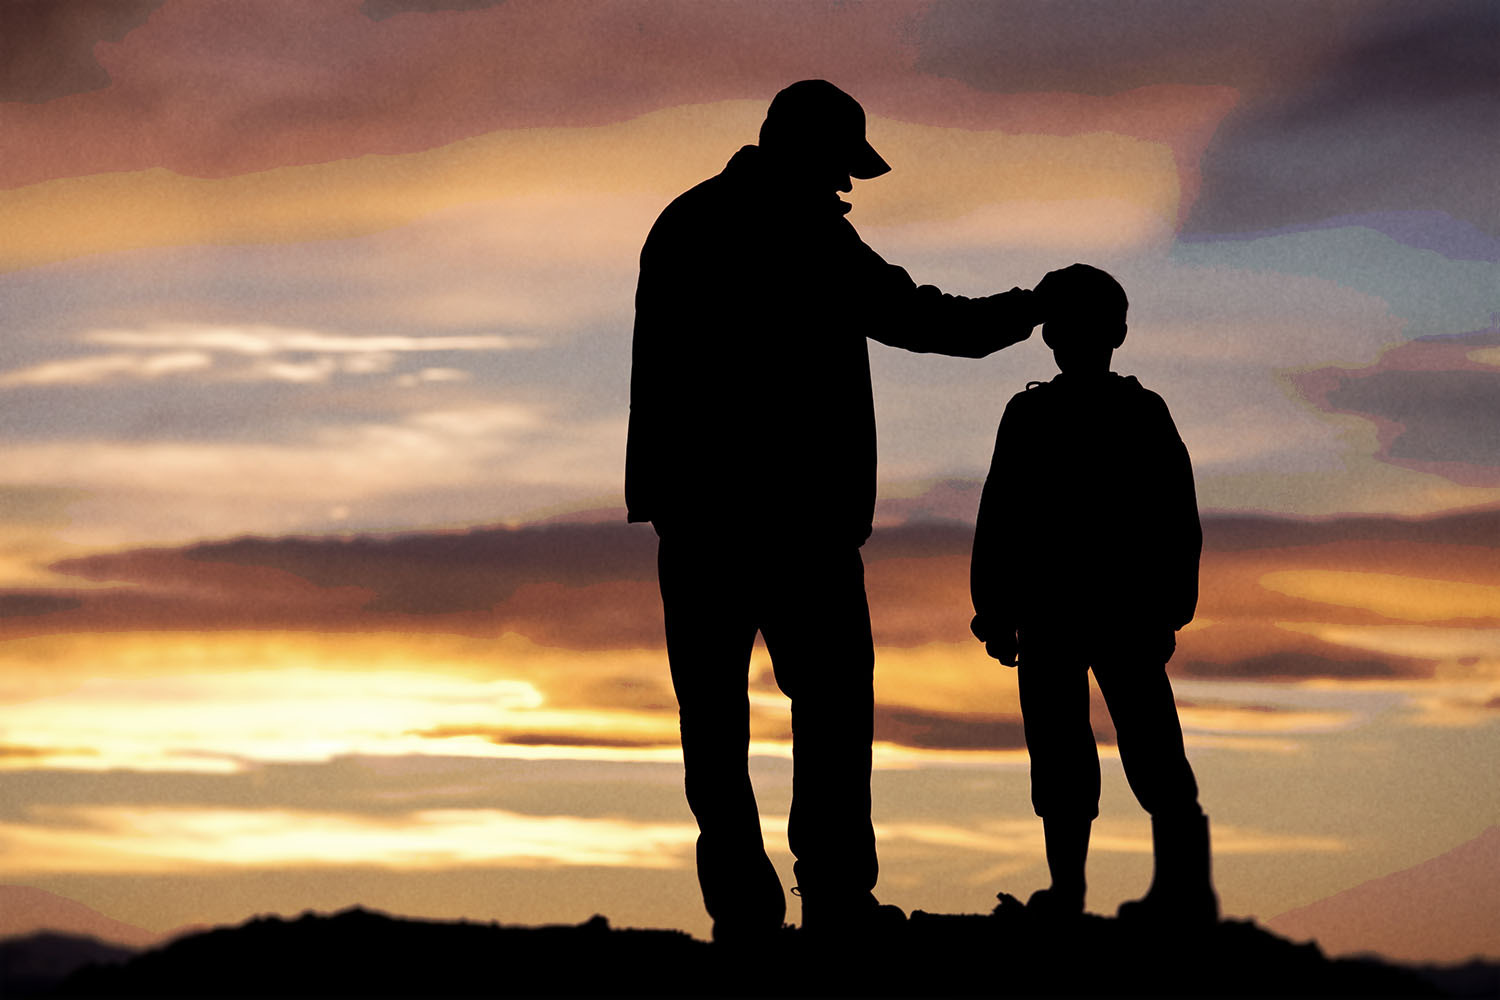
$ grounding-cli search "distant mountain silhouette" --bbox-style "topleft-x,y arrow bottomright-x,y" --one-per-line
1269,826 -> 1500,963
0,887 -> 163,948
31,902 -> 1488,998
0,932 -> 138,998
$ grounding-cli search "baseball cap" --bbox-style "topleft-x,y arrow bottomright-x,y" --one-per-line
759,80 -> 891,179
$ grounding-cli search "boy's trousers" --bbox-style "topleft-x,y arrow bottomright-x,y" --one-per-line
657,533 -> 879,927
1017,628 -> 1201,820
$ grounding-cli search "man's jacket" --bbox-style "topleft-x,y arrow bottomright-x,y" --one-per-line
970,372 -> 1202,632
627,144 -> 1037,544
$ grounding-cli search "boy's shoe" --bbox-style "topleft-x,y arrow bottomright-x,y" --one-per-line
1116,811 -> 1219,926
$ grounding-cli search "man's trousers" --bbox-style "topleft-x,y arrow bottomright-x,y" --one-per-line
657,534 -> 879,930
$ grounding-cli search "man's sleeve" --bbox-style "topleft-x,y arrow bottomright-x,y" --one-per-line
624,307 -> 657,524
844,228 -> 1042,357
971,396 -> 1027,628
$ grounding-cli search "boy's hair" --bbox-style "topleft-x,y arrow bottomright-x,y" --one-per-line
1037,263 -> 1129,338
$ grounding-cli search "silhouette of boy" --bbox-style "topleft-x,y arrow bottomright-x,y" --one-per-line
969,263 -> 1218,924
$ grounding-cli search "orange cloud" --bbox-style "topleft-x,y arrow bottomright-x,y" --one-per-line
0,101 -> 1194,272
1259,570 -> 1500,624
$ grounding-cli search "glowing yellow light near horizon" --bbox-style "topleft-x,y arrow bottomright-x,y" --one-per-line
1176,705 -> 1356,735
0,664 -> 554,770
0,805 -> 1345,878
1278,622 -> 1500,662
1259,570 -> 1500,622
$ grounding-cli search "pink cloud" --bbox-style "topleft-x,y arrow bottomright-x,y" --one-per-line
3,0 -> 1234,208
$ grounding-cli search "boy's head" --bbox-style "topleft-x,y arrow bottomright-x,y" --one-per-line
1035,264 -> 1128,373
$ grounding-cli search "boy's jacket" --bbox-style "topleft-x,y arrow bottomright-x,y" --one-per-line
971,371 -> 1201,632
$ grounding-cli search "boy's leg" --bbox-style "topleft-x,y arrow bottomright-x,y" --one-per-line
1093,633 -> 1217,923
1090,637 -> 1199,818
760,544 -> 885,928
658,536 -> 786,939
1017,630 -> 1098,911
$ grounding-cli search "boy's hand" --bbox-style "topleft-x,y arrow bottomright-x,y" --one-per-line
971,615 -> 1019,667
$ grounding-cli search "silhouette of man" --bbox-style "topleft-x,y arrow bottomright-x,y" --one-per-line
627,80 -> 1043,941
969,263 -> 1217,924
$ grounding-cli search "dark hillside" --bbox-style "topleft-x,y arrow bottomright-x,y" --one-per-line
41,899 -> 1475,998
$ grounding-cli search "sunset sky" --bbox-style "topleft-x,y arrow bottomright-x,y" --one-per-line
1,0 -> 1496,958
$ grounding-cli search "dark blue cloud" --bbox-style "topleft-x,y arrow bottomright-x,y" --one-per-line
1291,327 -> 1500,486
914,1 -> 1499,238
913,0 -> 1365,95
1183,1 -> 1498,236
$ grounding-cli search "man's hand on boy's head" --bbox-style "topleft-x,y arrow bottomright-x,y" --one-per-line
1032,264 -> 1084,317
971,615 -> 1018,667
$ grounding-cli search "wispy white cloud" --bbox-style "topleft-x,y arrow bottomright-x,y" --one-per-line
85,325 -> 533,355
0,325 -> 531,390
0,352 -> 213,387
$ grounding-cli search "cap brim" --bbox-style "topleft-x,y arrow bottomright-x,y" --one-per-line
849,139 -> 891,180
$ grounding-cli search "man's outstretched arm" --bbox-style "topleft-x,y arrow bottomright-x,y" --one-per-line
845,232 -> 1043,356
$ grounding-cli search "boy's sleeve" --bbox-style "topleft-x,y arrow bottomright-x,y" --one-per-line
1147,394 -> 1202,630
971,394 -> 1028,632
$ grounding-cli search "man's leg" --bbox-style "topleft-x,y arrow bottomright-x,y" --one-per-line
1016,631 -> 1098,913
760,544 -> 879,911
658,536 -> 785,938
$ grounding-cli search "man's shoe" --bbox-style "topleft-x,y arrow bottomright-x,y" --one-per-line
796,889 -> 905,937
711,916 -> 785,945
1025,885 -> 1086,918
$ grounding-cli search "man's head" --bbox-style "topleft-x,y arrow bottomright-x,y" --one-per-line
758,80 -> 890,195
1034,264 -> 1129,373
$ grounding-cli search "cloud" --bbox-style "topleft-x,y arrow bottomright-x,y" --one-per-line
873,706 -> 1028,752
1290,327 -> 1500,487
0,351 -> 212,387
1202,505 -> 1500,551
85,326 -> 529,355
0,805 -> 697,875
1259,570 -> 1500,624
0,592 -> 82,618
420,729 -> 673,750
0,100 -> 1193,275
912,0 -> 1368,96
359,0 -> 504,20
1177,702 -> 1357,735
1180,651 -> 1410,680
912,1 -> 1500,236
14,508 -> 1497,660
0,325 -> 530,390
1182,1 -> 1498,236
0,0 -> 164,102
0,0 -> 1233,196
0,399 -> 629,546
